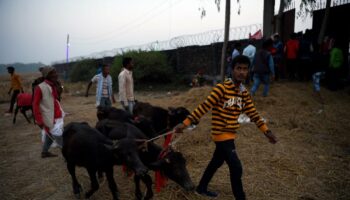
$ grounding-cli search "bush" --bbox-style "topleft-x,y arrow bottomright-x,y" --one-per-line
111,51 -> 173,87
69,59 -> 97,82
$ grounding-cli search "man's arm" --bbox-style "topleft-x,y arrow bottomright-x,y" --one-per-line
85,81 -> 92,97
175,84 -> 225,132
243,92 -> 277,144
118,73 -> 127,106
86,75 -> 99,97
264,130 -> 277,144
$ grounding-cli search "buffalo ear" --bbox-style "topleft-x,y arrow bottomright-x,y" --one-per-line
103,140 -> 119,150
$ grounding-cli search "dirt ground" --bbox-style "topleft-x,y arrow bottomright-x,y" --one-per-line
0,81 -> 350,200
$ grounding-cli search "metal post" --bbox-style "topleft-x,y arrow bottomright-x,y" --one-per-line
66,34 -> 70,63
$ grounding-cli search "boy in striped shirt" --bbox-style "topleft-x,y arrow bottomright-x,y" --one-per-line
175,55 -> 277,199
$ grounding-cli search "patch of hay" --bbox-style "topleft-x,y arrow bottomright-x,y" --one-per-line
0,81 -> 350,200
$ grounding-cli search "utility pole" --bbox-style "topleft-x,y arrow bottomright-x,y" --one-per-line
220,0 -> 230,82
66,34 -> 70,63
65,34 -> 70,80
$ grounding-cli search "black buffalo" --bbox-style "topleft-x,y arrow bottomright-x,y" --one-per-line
97,106 -> 158,138
96,106 -> 132,122
96,119 -> 195,200
62,122 -> 148,200
133,101 -> 190,135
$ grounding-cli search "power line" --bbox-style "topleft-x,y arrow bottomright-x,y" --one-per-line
71,0 -> 176,44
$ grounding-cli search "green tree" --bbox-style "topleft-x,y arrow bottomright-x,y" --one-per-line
111,50 -> 172,87
69,59 -> 97,82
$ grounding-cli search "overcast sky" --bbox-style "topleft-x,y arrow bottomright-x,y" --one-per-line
0,0 -> 310,65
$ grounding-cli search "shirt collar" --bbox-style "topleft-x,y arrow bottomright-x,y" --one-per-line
123,68 -> 132,74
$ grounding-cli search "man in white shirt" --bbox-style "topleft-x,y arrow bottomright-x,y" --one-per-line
86,64 -> 116,108
242,40 -> 256,65
118,57 -> 135,114
242,40 -> 256,83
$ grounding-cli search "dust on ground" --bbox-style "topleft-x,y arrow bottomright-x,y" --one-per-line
1,81 -> 350,200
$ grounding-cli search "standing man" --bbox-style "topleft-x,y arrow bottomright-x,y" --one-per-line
6,66 -> 23,114
242,40 -> 256,84
284,33 -> 300,80
273,34 -> 284,80
86,64 -> 116,108
250,39 -> 275,97
33,67 -> 63,102
227,43 -> 242,79
33,66 -> 64,158
175,55 -> 277,200
118,57 -> 135,114
327,39 -> 344,91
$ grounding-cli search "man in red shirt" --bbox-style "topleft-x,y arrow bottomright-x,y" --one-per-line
284,33 -> 300,80
33,66 -> 64,158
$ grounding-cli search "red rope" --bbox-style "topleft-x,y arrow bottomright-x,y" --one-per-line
122,164 -> 134,177
155,132 -> 173,192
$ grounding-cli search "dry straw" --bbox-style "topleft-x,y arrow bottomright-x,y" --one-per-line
0,78 -> 349,200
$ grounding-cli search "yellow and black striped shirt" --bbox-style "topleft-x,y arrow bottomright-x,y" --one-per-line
183,80 -> 268,142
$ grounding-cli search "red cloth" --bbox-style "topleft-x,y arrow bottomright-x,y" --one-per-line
268,47 -> 277,55
122,165 -> 134,177
285,39 -> 299,59
249,29 -> 263,40
33,80 -> 62,128
17,93 -> 32,106
155,132 -> 173,192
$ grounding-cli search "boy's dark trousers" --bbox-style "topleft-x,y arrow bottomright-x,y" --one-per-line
9,89 -> 20,112
197,139 -> 246,200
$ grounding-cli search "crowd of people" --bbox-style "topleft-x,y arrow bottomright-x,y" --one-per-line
4,57 -> 136,158
226,30 -> 347,103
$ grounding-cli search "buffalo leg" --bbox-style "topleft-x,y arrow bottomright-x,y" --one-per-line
67,162 -> 82,199
105,167 -> 119,200
140,174 -> 153,200
97,170 -> 104,183
134,175 -> 142,200
85,167 -> 99,199
21,108 -> 31,123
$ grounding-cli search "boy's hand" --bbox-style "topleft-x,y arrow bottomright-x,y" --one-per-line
264,130 -> 277,144
174,123 -> 186,133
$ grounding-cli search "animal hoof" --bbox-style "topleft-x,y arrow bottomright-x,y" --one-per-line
135,193 -> 142,200
85,193 -> 91,199
74,193 -> 81,199
73,184 -> 82,199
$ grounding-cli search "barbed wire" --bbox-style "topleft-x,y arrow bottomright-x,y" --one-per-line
54,24 -> 262,64
54,23 -> 262,64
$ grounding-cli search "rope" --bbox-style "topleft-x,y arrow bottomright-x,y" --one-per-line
145,131 -> 174,143
45,131 -> 63,149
